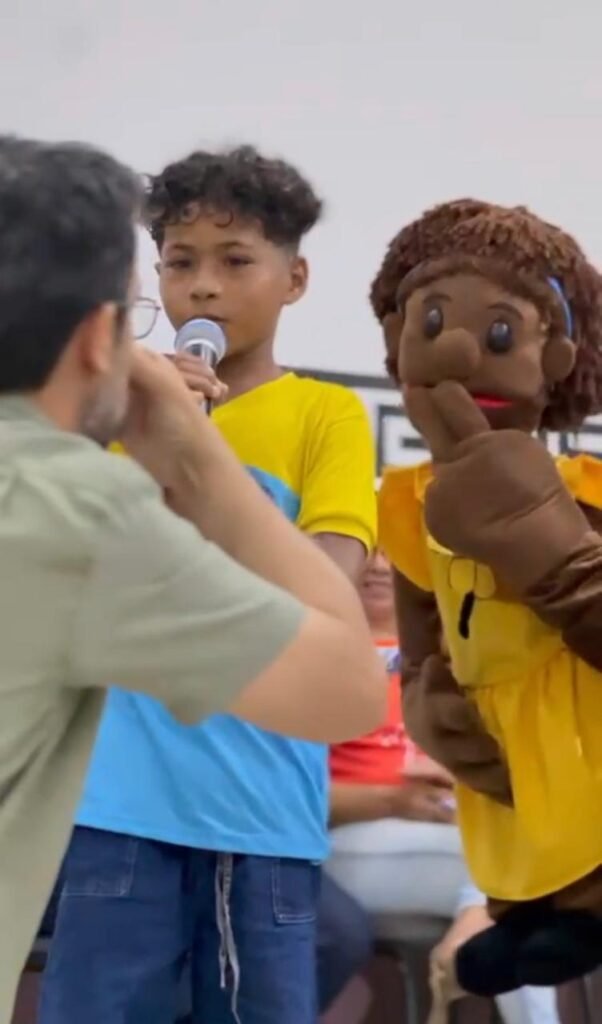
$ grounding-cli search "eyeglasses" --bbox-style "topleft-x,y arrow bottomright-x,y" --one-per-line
131,297 -> 160,340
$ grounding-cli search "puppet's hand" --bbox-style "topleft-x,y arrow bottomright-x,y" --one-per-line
404,654 -> 513,806
410,389 -> 594,594
404,382 -> 491,463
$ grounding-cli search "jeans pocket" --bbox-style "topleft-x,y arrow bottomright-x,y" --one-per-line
62,827 -> 139,898
271,858 -> 320,925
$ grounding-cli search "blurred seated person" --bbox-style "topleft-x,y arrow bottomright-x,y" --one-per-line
318,550 -> 560,1024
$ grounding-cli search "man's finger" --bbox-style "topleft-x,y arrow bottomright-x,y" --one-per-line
404,386 -> 458,462
129,346 -> 182,389
174,354 -> 218,379
173,353 -> 213,369
430,381 -> 491,443
180,372 -> 228,399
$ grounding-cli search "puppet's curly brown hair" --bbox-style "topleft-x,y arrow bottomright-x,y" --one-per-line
370,199 -> 602,430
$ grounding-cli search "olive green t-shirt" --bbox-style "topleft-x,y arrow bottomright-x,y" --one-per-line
0,397 -> 304,1021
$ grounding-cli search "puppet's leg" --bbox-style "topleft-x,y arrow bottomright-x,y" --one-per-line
516,866 -> 602,987
516,908 -> 602,986
454,869 -> 602,995
454,906 -> 528,996
455,908 -> 602,994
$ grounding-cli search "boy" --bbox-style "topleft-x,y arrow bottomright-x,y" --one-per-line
40,146 -> 377,1024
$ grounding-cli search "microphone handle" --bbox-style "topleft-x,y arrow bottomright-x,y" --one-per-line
183,341 -> 218,416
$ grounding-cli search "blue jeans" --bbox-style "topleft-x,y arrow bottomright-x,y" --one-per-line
39,827 -> 320,1024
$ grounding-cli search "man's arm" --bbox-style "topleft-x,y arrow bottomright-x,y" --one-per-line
72,349 -> 386,742
171,362 -> 374,584
224,394 -> 373,720
173,360 -> 376,587
168,419 -> 373,640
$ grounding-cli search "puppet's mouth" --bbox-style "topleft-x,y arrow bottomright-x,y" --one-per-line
472,393 -> 513,410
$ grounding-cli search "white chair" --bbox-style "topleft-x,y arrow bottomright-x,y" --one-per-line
326,820 -> 465,1024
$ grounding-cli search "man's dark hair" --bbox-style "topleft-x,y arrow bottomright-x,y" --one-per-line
0,135 -> 142,392
145,145 -> 323,250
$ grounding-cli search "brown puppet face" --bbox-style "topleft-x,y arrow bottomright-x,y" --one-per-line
385,273 -> 575,434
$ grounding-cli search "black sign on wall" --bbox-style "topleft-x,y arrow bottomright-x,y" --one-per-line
298,368 -> 602,474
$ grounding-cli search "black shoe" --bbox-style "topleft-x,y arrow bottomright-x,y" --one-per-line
455,920 -> 521,997
516,910 -> 602,987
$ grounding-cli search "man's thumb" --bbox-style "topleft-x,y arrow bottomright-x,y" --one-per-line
129,346 -> 182,394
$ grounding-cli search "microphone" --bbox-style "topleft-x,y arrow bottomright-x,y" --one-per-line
174,318 -> 227,414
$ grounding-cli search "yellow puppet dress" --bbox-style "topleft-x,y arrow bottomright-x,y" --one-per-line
379,455 -> 602,905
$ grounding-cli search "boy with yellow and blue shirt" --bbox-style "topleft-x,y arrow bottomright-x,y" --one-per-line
40,146 -> 376,1024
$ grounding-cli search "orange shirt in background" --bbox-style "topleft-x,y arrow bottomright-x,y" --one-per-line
329,639 -> 407,786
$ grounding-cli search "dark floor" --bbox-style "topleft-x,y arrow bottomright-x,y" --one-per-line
12,961 -> 602,1024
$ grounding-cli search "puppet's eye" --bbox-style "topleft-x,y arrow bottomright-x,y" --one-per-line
424,306 -> 443,340
487,319 -> 513,353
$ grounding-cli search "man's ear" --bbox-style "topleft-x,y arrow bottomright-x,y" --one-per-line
75,303 -> 117,376
542,334 -> 576,383
283,255 -> 308,307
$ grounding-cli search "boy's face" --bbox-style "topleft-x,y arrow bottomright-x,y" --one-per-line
157,212 -> 307,357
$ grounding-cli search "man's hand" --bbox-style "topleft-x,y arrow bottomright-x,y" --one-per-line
170,352 -> 229,405
121,346 -> 212,491
392,780 -> 456,824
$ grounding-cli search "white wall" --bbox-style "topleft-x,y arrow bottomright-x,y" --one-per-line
2,0 -> 602,374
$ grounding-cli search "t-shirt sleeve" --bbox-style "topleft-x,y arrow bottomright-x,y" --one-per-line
69,491 -> 305,723
297,388 -> 377,551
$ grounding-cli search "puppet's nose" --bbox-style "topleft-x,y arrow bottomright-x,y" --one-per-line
429,328 -> 481,381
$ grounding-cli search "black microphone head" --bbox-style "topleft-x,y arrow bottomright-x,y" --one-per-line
174,318 -> 227,364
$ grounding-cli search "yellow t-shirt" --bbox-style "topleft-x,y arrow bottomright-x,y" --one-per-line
379,456 -> 602,902
99,372 -> 376,865
112,373 -> 376,550
212,372 -> 376,549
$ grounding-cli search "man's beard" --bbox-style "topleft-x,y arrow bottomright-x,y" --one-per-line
78,387 -> 128,449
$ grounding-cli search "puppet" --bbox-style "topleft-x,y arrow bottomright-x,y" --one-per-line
372,200 -> 602,1000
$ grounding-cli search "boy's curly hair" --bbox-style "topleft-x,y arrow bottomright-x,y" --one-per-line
370,199 -> 602,430
145,144 -> 323,249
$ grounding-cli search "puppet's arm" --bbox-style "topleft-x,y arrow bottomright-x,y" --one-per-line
520,502 -> 602,670
425,430 -> 602,671
393,569 -> 513,805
